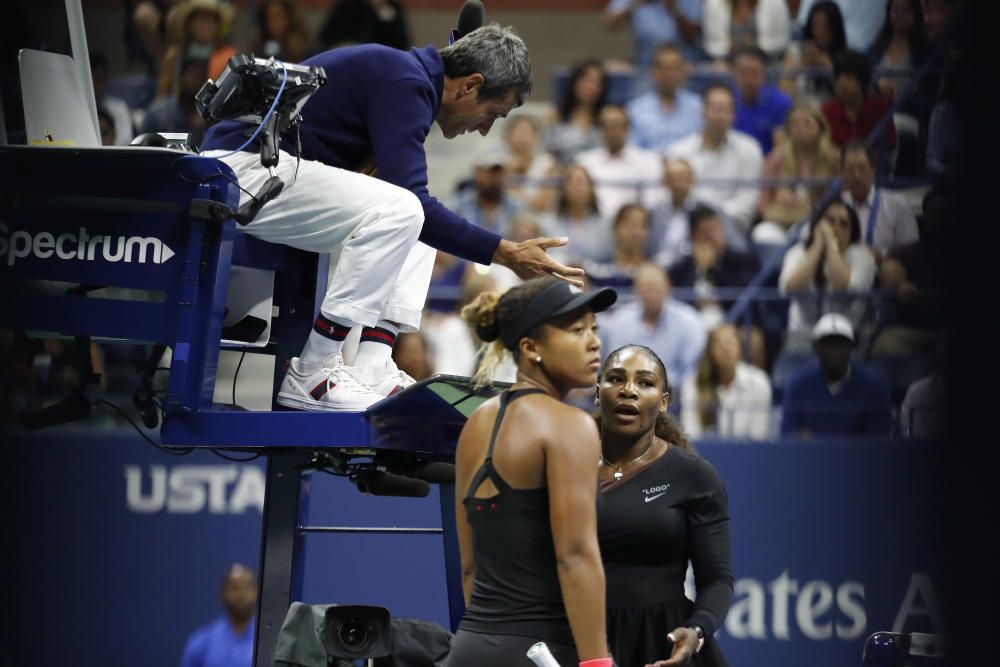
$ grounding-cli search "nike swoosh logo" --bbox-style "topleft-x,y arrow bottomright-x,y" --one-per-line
644,492 -> 668,503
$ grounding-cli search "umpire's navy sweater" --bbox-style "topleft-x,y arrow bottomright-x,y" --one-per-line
202,45 -> 502,265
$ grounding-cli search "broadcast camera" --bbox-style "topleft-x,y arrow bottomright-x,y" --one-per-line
194,54 -> 327,225
323,605 -> 393,665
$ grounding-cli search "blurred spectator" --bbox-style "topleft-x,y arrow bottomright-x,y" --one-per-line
392,332 -> 433,382
422,272 -> 496,377
778,199 -> 877,352
754,103 -> 840,243
702,0 -> 791,62
158,0 -> 236,99
821,50 -> 897,151
870,0 -> 933,176
795,0 -> 888,53
599,263 -> 706,388
869,0 -> 931,106
647,157 -> 700,266
681,322 -> 771,439
922,0 -> 960,176
900,370 -> 942,439
426,250 -> 468,315
780,0 -> 849,105
870,186 -> 949,358
541,164 -> 610,264
90,52 -> 134,146
97,106 -> 117,146
318,0 -> 411,51
840,140 -> 918,261
1,334 -> 107,423
179,563 -> 257,667
576,105 -> 666,219
487,212 -> 545,291
604,0 -> 705,67
451,145 -> 525,238
503,116 -> 559,213
780,313 -> 891,437
140,58 -> 209,136
647,158 -> 750,267
132,0 -> 181,68
585,203 -> 652,288
626,44 -> 704,152
669,205 -> 760,330
732,45 -> 792,154
252,0 -> 309,63
547,59 -> 608,165
667,83 -> 763,231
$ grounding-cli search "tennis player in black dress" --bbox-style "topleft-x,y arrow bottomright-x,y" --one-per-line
449,278 -> 618,667
595,344 -> 733,667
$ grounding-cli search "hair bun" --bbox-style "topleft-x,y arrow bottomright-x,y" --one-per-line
461,290 -> 504,342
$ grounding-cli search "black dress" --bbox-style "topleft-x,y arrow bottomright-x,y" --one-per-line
597,445 -> 732,667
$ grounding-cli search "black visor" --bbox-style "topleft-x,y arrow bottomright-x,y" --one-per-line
500,282 -> 618,350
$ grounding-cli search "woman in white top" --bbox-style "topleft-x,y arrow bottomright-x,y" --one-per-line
503,116 -> 559,213
682,323 -> 772,440
702,0 -> 791,62
778,199 -> 877,351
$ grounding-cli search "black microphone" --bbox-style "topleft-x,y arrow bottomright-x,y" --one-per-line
455,0 -> 485,41
411,462 -> 456,484
133,386 -> 160,429
355,471 -> 430,498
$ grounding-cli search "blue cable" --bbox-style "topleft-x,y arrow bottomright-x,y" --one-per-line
214,59 -> 289,159
174,60 -> 290,189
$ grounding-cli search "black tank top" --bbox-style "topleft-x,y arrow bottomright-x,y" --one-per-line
457,388 -> 574,644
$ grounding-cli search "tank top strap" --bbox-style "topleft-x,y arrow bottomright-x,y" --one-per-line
467,388 -> 548,499
484,388 -> 548,460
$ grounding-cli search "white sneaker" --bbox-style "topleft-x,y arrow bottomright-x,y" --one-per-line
276,355 -> 383,412
367,360 -> 418,398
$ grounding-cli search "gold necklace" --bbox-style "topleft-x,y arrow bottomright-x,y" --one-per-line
601,440 -> 656,480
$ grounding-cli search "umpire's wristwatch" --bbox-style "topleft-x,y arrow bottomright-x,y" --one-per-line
688,625 -> 705,653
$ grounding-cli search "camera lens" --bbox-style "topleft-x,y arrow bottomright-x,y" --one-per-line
338,619 -> 369,650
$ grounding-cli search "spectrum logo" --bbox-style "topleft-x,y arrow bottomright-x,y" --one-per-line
0,223 -> 176,266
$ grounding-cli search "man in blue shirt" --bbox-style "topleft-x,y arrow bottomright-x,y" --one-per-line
599,262 -> 706,389
202,25 -> 581,412
732,45 -> 792,155
450,144 -> 525,238
781,313 -> 892,437
626,43 -> 704,153
179,564 -> 257,667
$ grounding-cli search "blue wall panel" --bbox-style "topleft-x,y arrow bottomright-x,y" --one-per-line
8,430 -> 941,667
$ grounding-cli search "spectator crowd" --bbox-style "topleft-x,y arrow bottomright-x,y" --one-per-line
3,0 -> 961,443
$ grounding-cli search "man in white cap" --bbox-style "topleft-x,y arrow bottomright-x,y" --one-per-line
781,312 -> 891,437
450,144 -> 526,238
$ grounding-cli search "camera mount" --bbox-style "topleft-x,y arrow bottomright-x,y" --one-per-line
195,55 -> 327,225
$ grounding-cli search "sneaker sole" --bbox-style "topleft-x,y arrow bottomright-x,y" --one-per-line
276,392 -> 375,413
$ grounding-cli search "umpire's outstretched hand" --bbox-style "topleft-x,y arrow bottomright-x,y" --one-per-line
492,237 -> 586,287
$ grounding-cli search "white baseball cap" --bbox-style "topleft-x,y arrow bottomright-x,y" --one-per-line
472,144 -> 509,169
812,312 -> 855,343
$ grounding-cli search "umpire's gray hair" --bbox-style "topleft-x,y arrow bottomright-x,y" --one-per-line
440,23 -> 533,107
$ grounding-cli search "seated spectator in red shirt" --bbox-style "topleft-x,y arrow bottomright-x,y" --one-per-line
821,50 -> 896,150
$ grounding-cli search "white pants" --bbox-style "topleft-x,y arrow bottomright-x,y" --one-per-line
204,149 -> 436,332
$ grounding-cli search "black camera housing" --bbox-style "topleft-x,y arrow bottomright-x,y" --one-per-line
322,605 -> 392,660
